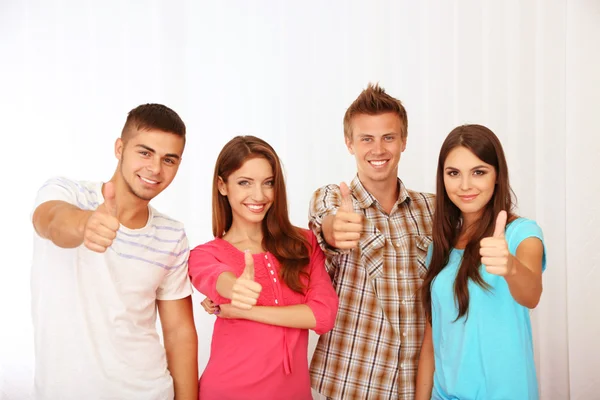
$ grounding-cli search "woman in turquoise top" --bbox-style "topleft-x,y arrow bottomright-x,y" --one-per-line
415,124 -> 546,400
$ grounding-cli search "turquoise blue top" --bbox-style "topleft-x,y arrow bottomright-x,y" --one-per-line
426,217 -> 546,400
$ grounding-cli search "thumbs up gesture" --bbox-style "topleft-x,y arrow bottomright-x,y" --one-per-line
331,182 -> 363,249
480,211 -> 514,276
230,250 -> 263,310
82,181 -> 120,253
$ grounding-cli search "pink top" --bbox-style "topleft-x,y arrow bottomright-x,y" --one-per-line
188,229 -> 339,400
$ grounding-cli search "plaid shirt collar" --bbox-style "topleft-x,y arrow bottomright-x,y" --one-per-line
349,174 -> 411,210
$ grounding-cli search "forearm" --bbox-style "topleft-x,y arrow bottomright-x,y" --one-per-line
238,304 -> 317,329
164,327 -> 199,400
34,201 -> 90,248
215,271 -> 237,300
415,331 -> 434,399
505,256 -> 543,308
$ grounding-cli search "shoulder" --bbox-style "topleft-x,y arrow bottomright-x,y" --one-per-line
150,207 -> 185,231
190,238 -> 228,256
506,217 -> 544,241
406,189 -> 436,204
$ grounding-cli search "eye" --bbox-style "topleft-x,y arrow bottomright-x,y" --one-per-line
473,170 -> 487,176
139,151 -> 150,157
238,180 -> 250,186
446,170 -> 459,177
383,135 -> 395,142
361,137 -> 372,142
264,180 -> 274,187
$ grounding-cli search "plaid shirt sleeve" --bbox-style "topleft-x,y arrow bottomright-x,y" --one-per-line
308,184 -> 352,261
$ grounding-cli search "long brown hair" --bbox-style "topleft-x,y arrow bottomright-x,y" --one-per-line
422,124 -> 516,322
212,135 -> 310,293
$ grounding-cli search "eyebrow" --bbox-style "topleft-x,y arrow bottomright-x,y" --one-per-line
358,132 -> 398,137
136,144 -> 180,159
445,165 -> 490,171
236,176 -> 274,181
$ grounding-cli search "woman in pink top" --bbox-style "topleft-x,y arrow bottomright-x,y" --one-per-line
188,135 -> 339,400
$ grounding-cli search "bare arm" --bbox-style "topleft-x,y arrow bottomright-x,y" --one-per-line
157,296 -> 198,400
218,304 -> 317,329
504,238 -> 544,308
415,321 -> 434,400
32,200 -> 91,248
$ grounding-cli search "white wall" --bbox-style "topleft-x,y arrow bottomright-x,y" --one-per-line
1,1 -> 598,399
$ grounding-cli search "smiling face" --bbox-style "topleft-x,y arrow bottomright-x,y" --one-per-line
443,146 -> 497,222
345,112 -> 406,191
218,156 -> 275,230
115,128 -> 184,202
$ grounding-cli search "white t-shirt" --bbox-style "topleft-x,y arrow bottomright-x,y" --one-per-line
31,177 -> 193,400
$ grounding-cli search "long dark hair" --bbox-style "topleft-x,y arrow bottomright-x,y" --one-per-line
422,124 -> 516,322
212,135 -> 310,293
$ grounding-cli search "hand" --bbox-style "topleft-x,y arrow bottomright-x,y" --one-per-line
215,303 -> 242,319
200,297 -> 220,315
82,182 -> 120,253
230,251 -> 262,310
331,182 -> 363,249
480,211 -> 514,276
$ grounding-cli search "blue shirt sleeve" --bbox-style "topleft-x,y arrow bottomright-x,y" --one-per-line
506,218 -> 547,272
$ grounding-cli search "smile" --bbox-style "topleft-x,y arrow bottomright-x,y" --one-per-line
459,194 -> 478,201
368,160 -> 389,168
139,176 -> 160,185
244,204 -> 266,213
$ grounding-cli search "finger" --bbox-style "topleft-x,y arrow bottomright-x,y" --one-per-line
485,265 -> 506,276
336,241 -> 359,250
334,218 -> 363,232
479,246 -> 509,257
94,219 -> 119,239
339,182 -> 353,213
83,239 -> 107,253
103,181 -> 118,218
230,299 -> 254,310
481,257 -> 506,267
333,231 -> 361,242
241,250 -> 255,280
85,231 -> 114,249
493,210 -> 507,238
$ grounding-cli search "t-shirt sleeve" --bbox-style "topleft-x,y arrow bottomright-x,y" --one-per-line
156,231 -> 194,300
32,177 -> 94,215
507,218 -> 547,273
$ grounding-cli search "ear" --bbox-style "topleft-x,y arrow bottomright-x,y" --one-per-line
115,138 -> 124,160
345,134 -> 355,155
217,176 -> 228,196
401,137 -> 407,152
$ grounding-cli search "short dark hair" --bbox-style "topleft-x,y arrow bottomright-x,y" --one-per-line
121,103 -> 186,141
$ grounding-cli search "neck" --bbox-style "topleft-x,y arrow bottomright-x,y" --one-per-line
225,219 -> 264,243
107,173 -> 150,229
358,173 -> 399,213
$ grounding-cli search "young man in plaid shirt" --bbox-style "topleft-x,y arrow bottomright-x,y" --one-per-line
309,83 -> 435,400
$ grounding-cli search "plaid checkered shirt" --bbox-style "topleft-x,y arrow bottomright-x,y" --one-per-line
309,176 -> 434,400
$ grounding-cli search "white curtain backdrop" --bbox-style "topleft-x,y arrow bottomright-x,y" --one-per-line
1,1 -> 598,399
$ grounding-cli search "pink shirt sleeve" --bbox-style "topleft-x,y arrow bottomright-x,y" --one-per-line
303,231 -> 339,335
188,244 -> 235,305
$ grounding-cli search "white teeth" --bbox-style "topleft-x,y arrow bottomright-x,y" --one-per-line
247,205 -> 264,210
370,160 -> 387,166
140,177 -> 158,184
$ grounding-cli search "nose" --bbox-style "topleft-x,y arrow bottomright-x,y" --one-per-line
459,175 -> 471,191
146,157 -> 162,176
371,138 -> 385,155
251,185 -> 266,202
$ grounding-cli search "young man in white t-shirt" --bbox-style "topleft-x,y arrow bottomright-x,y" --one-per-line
30,104 -> 198,400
